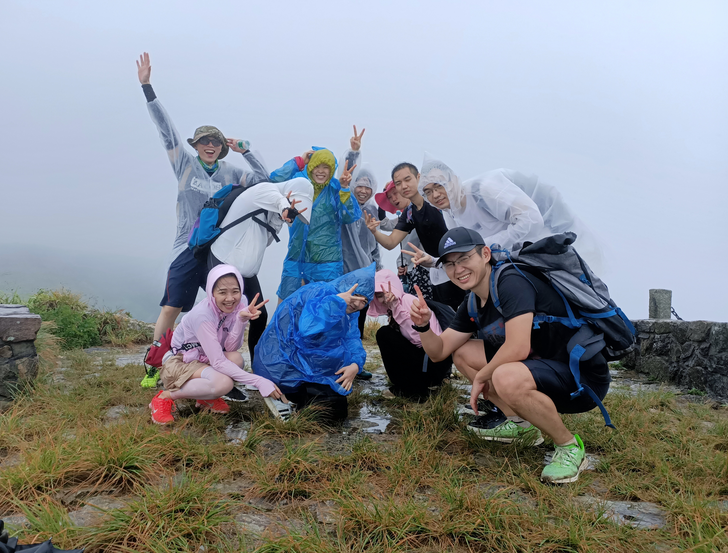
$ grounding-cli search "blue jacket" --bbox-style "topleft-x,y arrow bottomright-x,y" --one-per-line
271,149 -> 362,299
253,263 -> 375,395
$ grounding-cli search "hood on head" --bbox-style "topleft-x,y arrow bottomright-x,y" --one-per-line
353,165 -> 378,192
418,153 -> 461,212
205,264 -> 247,314
374,269 -> 405,300
307,148 -> 337,188
330,262 -> 376,303
276,177 -> 314,225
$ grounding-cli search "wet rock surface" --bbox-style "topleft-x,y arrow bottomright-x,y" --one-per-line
573,496 -> 668,529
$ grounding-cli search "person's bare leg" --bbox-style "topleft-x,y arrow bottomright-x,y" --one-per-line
491,362 -> 573,444
154,305 -> 182,341
452,340 -> 517,417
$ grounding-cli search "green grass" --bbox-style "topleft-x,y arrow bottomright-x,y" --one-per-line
1,347 -> 727,552
1,288 -> 152,350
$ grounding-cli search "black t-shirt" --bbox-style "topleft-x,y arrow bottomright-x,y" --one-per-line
449,267 -> 608,375
394,202 -> 448,257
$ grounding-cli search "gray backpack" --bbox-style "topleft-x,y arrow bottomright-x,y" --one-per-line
469,232 -> 635,428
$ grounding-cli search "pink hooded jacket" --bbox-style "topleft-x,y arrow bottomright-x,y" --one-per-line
367,269 -> 442,347
170,264 -> 276,396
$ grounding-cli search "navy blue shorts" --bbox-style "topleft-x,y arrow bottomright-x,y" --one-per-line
524,358 -> 610,414
159,248 -> 206,312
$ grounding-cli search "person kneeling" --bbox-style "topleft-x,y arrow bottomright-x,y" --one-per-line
368,269 -> 452,400
410,228 -> 611,484
253,264 -> 375,422
150,265 -> 284,425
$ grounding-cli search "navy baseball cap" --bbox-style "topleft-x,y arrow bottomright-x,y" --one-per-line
436,227 -> 485,265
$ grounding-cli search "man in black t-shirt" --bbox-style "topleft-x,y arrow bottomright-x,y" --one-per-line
363,162 -> 465,309
409,227 -> 610,484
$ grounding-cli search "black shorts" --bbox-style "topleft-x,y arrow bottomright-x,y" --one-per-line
524,358 -> 610,415
159,248 -> 206,312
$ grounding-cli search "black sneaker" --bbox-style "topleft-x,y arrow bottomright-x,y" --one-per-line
356,370 -> 373,380
466,408 -> 507,430
222,386 -> 249,403
459,398 -> 498,417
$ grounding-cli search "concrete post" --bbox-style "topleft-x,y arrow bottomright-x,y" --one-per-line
648,289 -> 672,320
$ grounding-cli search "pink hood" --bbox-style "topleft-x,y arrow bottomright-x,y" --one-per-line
368,269 -> 441,346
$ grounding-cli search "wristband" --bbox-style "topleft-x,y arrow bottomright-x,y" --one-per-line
411,321 -> 430,333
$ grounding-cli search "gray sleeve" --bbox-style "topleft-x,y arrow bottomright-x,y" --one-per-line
240,150 -> 270,188
146,98 -> 192,180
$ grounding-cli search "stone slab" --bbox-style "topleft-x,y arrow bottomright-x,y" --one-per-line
0,305 -> 42,342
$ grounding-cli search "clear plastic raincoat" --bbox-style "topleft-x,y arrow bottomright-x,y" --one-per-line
418,155 -> 603,271
210,177 -> 314,277
253,263 -> 375,395
341,165 -> 382,273
270,148 -> 362,299
146,98 -> 269,263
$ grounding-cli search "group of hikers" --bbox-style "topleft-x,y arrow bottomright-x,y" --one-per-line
136,52 -> 634,485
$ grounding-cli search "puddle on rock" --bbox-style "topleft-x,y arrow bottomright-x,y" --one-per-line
225,422 -> 251,444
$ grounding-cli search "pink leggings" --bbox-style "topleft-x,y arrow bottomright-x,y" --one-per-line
170,367 -> 234,401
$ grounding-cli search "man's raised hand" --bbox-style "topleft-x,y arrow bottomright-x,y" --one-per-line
350,125 -> 366,152
402,243 -> 434,267
281,192 -> 308,223
239,293 -> 269,321
227,138 -> 249,154
409,284 -> 432,327
364,211 -> 380,234
339,160 -> 357,188
136,52 -> 151,85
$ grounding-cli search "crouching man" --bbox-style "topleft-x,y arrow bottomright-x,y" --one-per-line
252,263 -> 375,421
410,227 -> 610,484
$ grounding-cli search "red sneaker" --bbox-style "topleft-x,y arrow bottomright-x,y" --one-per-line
150,390 -> 175,425
196,397 -> 230,414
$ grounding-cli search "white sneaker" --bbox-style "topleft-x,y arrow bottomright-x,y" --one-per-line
264,397 -> 294,421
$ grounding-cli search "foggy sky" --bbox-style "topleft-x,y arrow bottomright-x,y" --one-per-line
1,0 -> 727,322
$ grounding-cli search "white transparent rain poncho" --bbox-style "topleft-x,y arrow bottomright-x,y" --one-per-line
210,177 -> 314,278
418,155 -> 604,272
341,164 -> 382,273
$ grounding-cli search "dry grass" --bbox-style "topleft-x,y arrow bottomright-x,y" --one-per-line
0,347 -> 727,552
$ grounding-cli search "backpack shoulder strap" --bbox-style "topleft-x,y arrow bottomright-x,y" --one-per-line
218,208 -> 279,242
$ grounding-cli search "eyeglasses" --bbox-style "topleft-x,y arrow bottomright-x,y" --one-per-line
196,136 -> 222,148
422,184 -> 445,198
442,251 -> 478,271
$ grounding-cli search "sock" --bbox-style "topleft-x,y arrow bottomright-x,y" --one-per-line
507,416 -> 532,429
557,436 -> 578,448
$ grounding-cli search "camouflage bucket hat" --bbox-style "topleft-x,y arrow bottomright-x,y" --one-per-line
187,126 -> 229,159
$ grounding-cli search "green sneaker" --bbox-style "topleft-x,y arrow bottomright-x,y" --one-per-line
468,419 -> 544,446
541,434 -> 587,484
140,368 -> 160,388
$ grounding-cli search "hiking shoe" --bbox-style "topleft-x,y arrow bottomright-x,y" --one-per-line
468,420 -> 544,446
465,408 -> 508,430
222,385 -> 249,403
196,397 -> 230,414
356,369 -> 373,380
149,390 -> 174,425
459,398 -> 499,417
140,367 -> 160,388
264,397 -> 294,421
541,434 -> 587,484
382,389 -> 396,400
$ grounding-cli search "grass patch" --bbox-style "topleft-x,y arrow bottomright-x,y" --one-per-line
1,344 -> 727,552
362,318 -> 382,346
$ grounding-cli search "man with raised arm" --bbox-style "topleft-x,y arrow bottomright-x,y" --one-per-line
135,53 -> 269,379
409,227 -> 611,484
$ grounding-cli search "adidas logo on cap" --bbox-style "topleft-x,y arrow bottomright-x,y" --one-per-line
443,237 -> 457,249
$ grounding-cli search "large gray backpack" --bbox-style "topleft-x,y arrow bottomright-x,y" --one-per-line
470,232 -> 636,427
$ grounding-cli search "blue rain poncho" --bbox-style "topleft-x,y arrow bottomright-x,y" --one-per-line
341,165 -> 382,273
253,263 -> 375,396
270,148 -> 362,299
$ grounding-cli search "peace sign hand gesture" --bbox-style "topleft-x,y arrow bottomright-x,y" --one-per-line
379,281 -> 397,307
364,211 -> 380,234
402,243 -> 434,267
281,191 -> 308,223
409,285 -> 432,327
136,52 -> 151,85
239,293 -> 269,322
339,159 -> 357,189
350,125 -> 366,152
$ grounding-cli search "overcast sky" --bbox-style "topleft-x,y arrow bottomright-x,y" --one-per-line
1,0 -> 726,323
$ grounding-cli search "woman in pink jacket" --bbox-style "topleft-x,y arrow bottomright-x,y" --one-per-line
368,269 -> 453,400
149,264 -> 284,425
